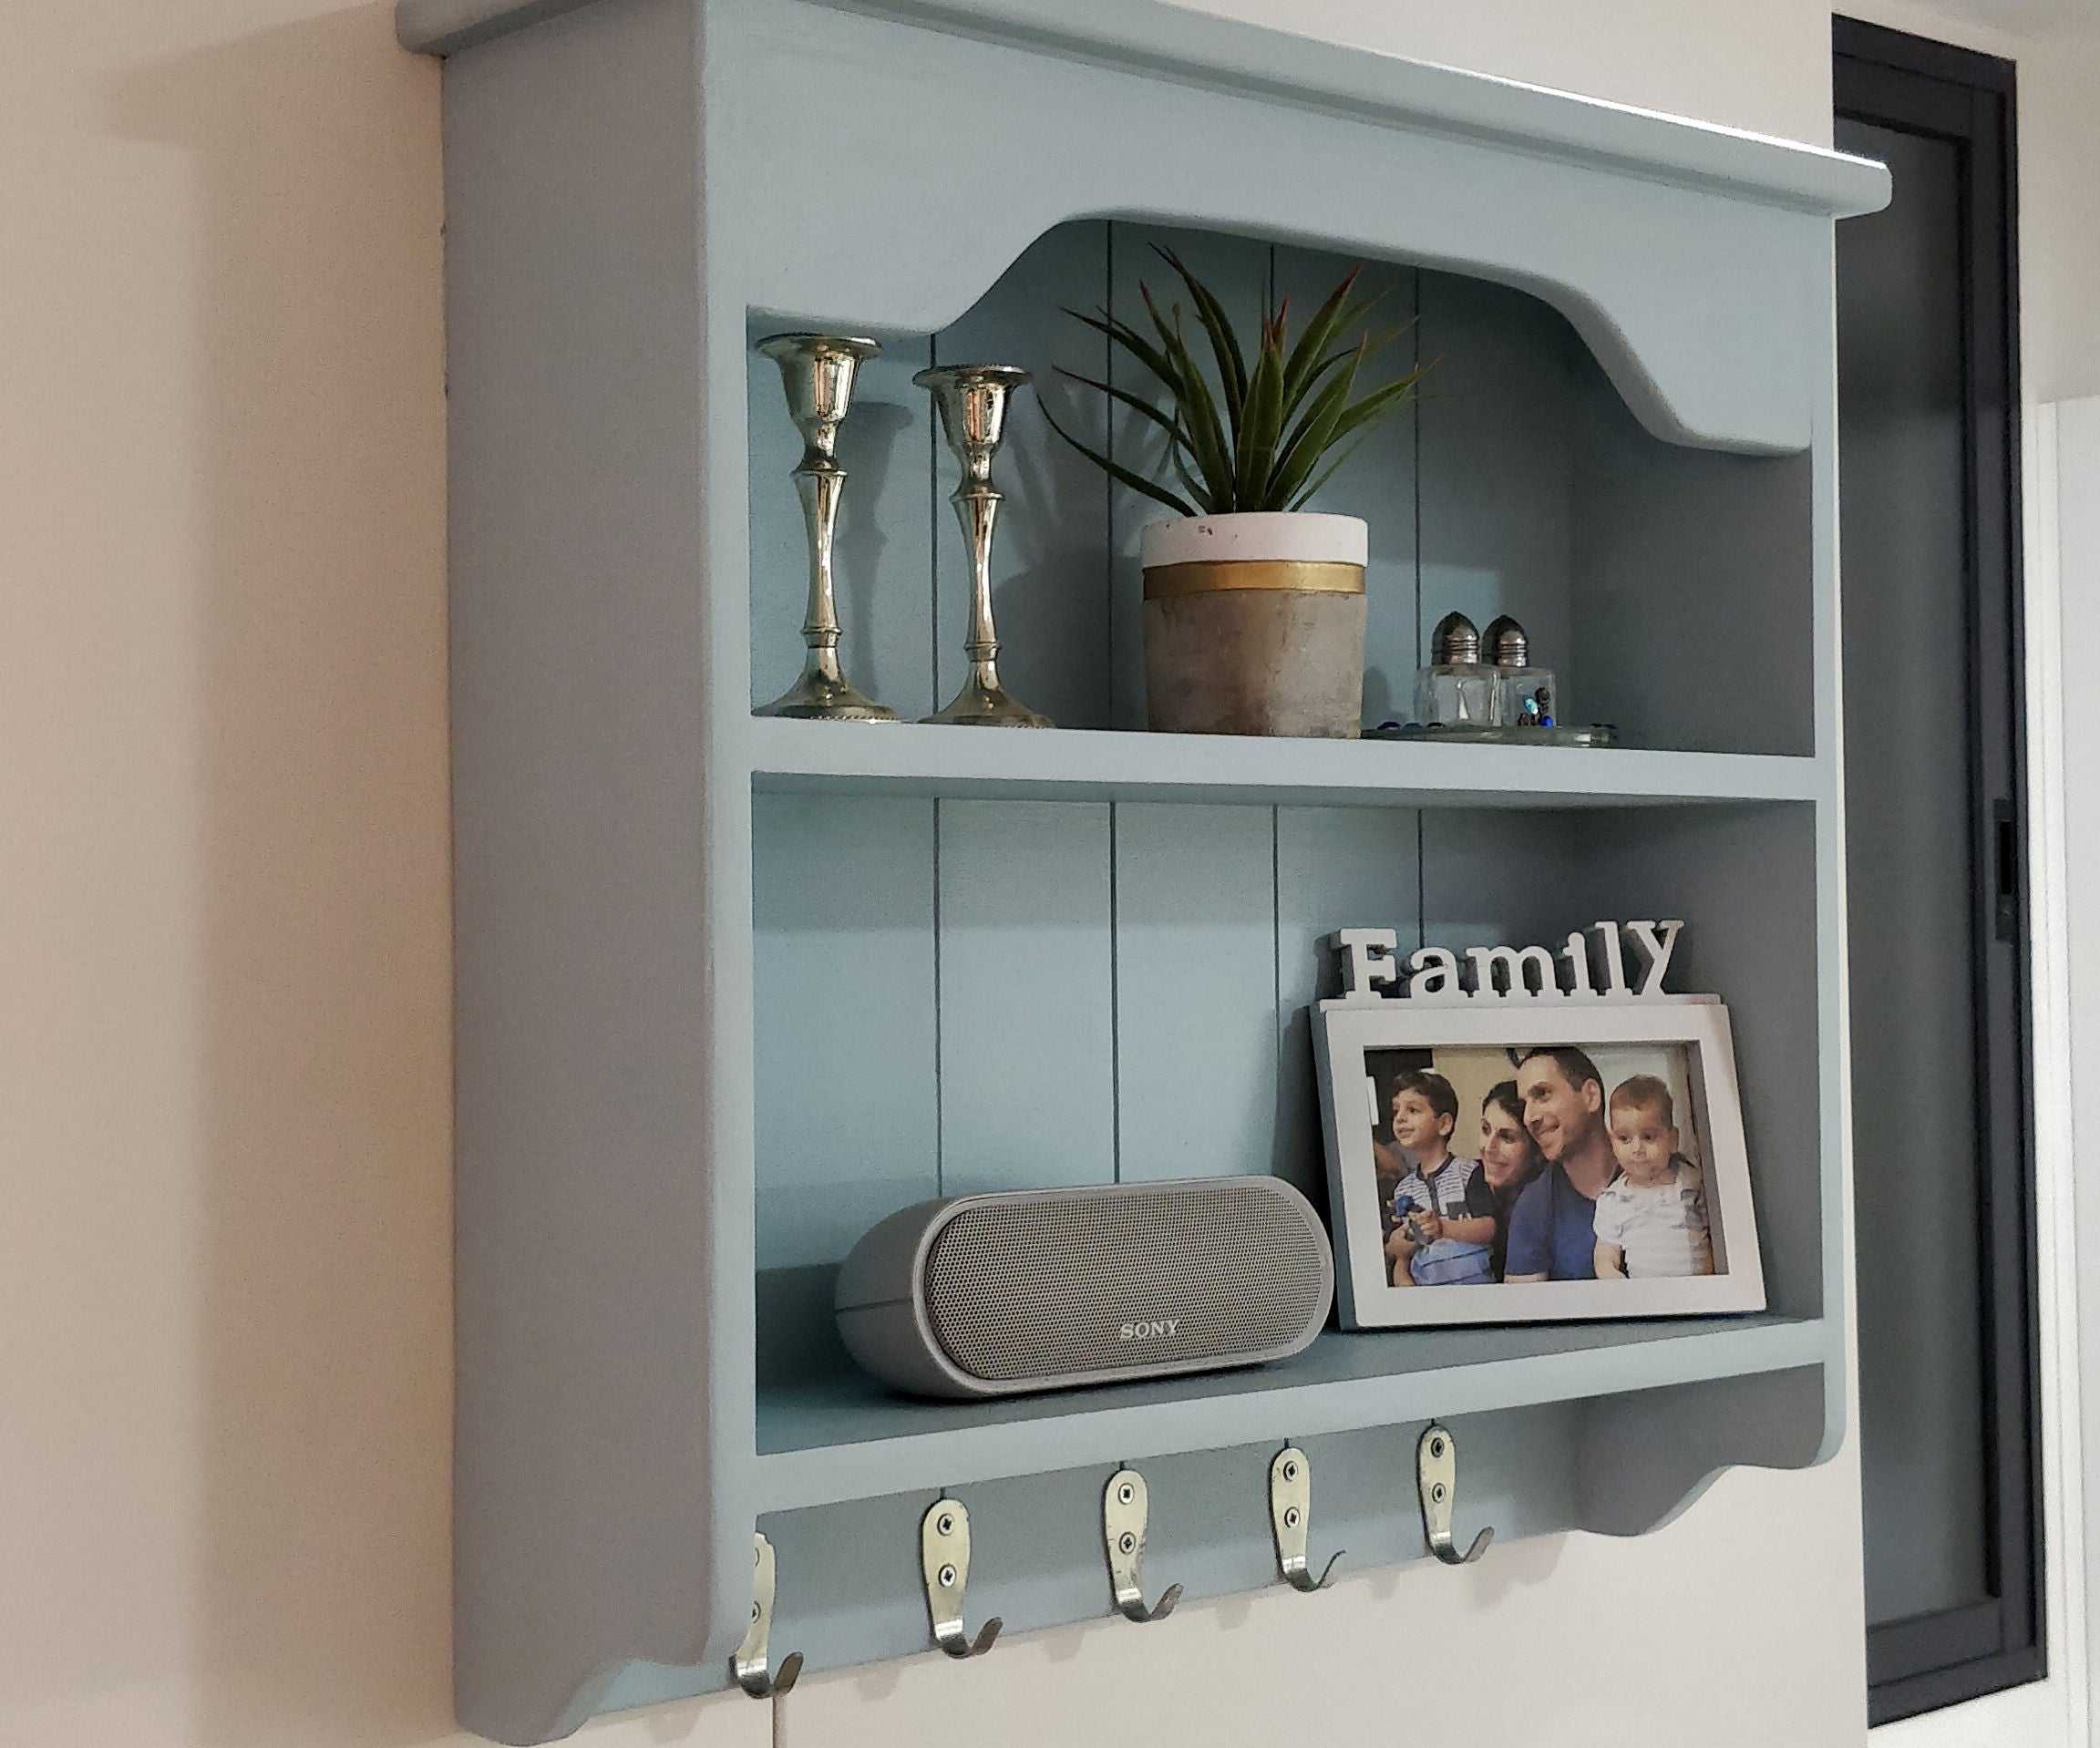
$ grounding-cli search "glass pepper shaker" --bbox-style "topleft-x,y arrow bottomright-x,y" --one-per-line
1485,614 -> 1557,728
1414,611 -> 1498,727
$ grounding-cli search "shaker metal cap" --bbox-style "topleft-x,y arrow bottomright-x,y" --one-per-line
1432,611 -> 1480,665
1484,614 -> 1529,666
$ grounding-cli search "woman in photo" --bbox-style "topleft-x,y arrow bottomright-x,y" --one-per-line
1478,1078 -> 1547,1280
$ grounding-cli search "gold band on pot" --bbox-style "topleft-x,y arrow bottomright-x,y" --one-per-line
1141,560 -> 1366,600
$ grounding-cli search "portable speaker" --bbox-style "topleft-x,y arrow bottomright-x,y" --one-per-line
834,1176 -> 1334,1399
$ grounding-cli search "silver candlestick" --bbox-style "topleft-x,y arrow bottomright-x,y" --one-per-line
914,363 -> 1053,728
754,332 -> 897,721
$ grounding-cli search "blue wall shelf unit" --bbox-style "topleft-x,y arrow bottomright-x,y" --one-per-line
396,0 -> 1889,1737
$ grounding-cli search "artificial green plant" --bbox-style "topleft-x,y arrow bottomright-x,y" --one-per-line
1042,247 -> 1429,518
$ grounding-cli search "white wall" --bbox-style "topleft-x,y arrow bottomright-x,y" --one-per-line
2058,396 -> 2100,1748
0,2 -> 2093,1746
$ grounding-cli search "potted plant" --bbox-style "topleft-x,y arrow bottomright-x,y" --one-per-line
1044,249 -> 1427,737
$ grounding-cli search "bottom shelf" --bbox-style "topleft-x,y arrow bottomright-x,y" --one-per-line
755,1293 -> 1827,1512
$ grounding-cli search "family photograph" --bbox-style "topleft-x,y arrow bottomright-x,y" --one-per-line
1365,1042 -> 1720,1289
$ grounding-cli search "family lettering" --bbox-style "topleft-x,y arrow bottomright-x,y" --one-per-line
1328,920 -> 1685,1004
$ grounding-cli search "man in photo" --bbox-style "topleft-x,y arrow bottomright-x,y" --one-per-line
1503,1045 -> 1616,1281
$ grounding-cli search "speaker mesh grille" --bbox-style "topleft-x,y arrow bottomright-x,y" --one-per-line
922,1181 -> 1327,1382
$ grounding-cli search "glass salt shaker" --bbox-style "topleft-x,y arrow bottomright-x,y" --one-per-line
1414,612 -> 1498,727
1485,614 -> 1557,728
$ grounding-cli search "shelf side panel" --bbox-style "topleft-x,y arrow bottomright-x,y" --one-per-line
1112,802 -> 1279,1182
937,798 -> 1117,1190
442,0 -> 726,1737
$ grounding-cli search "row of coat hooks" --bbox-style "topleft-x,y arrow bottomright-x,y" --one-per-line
731,1422 -> 1492,1697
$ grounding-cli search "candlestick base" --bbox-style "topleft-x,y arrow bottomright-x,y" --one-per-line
759,671 -> 900,722
923,672 -> 1053,728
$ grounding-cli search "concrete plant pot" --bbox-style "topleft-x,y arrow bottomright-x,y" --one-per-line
1138,511 -> 1368,737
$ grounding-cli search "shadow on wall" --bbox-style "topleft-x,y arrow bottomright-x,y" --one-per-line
105,7 -> 455,1743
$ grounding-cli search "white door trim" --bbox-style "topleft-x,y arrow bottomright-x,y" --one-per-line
1868,402 -> 2087,1746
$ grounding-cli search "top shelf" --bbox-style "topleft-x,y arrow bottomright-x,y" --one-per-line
743,717 -> 1825,809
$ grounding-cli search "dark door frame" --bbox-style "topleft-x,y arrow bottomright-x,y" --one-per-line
1833,15 -> 2041,1727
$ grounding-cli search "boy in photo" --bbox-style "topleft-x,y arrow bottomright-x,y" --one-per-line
1592,1074 -> 1714,1279
1383,1069 -> 1496,1286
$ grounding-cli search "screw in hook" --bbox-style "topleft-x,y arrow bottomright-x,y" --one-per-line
1268,1445 -> 1343,1594
921,1496 -> 1003,1660
1416,1421 -> 1493,1568
732,1532 -> 804,1700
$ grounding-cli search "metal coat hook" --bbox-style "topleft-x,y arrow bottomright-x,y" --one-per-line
1269,1446 -> 1343,1591
1103,1467 -> 1183,1622
921,1497 -> 1002,1658
1416,1423 -> 1493,1566
731,1533 -> 804,1698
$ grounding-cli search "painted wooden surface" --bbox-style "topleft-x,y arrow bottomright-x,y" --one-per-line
1415,273 -> 1576,721
428,0 -> 1870,1733
1570,368 -> 1820,757
1112,804 -> 1278,1182
1272,809 -> 1425,1201
720,0 -> 1872,454
399,0 -> 1892,231
753,1318 -> 1824,1512
745,717 -> 1827,807
439,1 -> 746,1740
936,800 -> 1117,1192
752,794 -> 938,1270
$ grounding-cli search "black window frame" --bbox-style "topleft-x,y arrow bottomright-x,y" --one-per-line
1833,15 -> 2043,1726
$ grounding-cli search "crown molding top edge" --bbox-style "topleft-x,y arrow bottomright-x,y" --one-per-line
397,0 -> 1891,220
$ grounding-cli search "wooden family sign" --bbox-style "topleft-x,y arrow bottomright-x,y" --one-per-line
1325,920 -> 1689,1006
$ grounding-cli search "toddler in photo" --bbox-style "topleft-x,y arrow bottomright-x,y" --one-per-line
1593,1074 -> 1714,1279
1384,1069 -> 1496,1287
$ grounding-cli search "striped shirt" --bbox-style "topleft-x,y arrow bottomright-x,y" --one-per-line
1393,1155 -> 1495,1286
1592,1157 -> 1714,1279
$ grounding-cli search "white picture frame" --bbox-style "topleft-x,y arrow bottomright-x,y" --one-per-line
1313,996 -> 1765,1328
